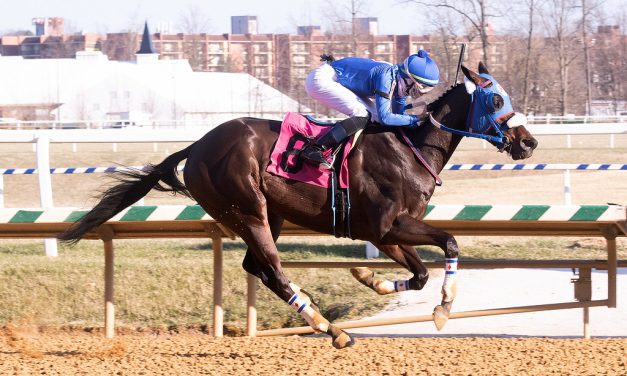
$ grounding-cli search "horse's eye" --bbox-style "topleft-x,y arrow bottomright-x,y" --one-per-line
492,94 -> 504,111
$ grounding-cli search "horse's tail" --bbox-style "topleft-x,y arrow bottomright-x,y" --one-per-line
57,144 -> 194,244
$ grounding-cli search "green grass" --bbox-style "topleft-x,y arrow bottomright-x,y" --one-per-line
1,236 -> 623,333
0,239 -> 396,331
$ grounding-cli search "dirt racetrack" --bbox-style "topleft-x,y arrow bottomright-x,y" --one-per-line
1,329 -> 625,375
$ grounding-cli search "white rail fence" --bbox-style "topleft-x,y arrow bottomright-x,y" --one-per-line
1,115 -> 625,129
0,204 -> 624,339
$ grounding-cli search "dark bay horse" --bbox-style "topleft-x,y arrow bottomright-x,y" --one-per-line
59,63 -> 537,348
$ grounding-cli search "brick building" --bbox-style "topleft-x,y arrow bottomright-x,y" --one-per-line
0,33 -> 103,59
1,18 -> 623,115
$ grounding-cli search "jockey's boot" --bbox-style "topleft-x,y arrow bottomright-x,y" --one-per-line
301,116 -> 369,169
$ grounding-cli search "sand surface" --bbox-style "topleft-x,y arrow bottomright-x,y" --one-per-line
1,330 -> 625,375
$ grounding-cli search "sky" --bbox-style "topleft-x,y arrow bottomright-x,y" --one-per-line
0,0 -> 623,36
0,0 -> 431,35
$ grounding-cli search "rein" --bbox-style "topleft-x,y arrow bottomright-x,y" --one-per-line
399,128 -> 443,186
428,113 -> 507,146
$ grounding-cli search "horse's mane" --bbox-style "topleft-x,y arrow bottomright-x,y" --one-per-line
426,83 -> 463,112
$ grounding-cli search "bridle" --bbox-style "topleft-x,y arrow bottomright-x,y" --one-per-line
428,77 -> 514,150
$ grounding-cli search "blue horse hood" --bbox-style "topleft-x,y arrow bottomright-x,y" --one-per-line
467,73 -> 514,134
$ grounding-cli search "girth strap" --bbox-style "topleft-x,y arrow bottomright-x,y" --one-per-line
330,144 -> 352,239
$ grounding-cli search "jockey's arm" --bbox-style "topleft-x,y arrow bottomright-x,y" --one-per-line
375,94 -> 418,127
373,69 -> 418,127
392,95 -> 408,115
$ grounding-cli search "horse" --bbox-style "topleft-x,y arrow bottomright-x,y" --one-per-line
58,63 -> 538,349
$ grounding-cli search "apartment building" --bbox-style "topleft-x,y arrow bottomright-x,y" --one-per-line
0,33 -> 103,59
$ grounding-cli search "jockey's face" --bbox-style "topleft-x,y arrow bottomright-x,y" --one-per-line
406,79 -> 434,99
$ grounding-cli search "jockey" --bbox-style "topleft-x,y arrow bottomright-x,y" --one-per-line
301,49 -> 440,168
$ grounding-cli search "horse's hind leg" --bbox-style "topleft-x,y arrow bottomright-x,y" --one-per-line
238,225 -> 354,348
351,244 -> 429,295
241,212 -> 283,278
241,214 -> 321,313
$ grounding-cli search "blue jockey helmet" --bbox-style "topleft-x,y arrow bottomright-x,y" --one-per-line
400,50 -> 440,87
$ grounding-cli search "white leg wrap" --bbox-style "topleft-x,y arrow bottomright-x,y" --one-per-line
374,279 -> 411,294
288,293 -> 328,332
375,280 -> 396,294
394,280 -> 411,292
289,282 -> 301,293
442,258 -> 458,302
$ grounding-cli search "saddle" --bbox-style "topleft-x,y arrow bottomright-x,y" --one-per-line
267,112 -> 357,238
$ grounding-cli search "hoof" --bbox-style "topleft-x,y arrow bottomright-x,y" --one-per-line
328,324 -> 355,349
332,331 -> 355,349
432,305 -> 449,331
350,267 -> 374,286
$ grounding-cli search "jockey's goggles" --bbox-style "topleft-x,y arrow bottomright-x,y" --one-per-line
413,80 -> 434,94
404,77 -> 434,98
403,58 -> 436,95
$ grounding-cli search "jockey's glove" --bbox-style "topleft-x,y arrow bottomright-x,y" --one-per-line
407,115 -> 421,128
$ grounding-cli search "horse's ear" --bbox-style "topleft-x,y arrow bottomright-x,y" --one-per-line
461,64 -> 489,87
478,62 -> 490,76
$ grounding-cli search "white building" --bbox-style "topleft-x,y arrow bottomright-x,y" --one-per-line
0,40 -> 309,127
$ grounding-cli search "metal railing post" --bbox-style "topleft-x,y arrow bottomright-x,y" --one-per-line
36,136 -> 58,257
212,236 -> 224,337
247,273 -> 257,337
563,170 -> 572,205
0,175 -> 4,208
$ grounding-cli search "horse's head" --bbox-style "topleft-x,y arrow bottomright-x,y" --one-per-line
461,62 -> 538,160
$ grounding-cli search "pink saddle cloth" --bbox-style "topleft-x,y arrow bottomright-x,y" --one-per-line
267,112 -> 353,188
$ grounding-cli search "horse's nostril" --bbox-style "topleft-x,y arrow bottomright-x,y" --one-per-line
523,138 -> 538,149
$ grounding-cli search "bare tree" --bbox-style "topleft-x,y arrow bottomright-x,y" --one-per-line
177,5 -> 212,34
321,0 -> 372,56
102,32 -> 139,61
590,19 -> 626,114
101,15 -> 144,61
402,0 -> 499,69
177,5 -> 212,71
521,0 -> 539,113
542,0 -> 582,115
428,11 -> 463,84
576,0 -> 604,114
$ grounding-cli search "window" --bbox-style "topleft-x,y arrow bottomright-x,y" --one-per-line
291,43 -> 307,53
208,43 -> 224,53
252,43 -> 269,53
207,55 -> 223,65
254,67 -> 268,77
253,55 -> 268,65
292,55 -> 306,64
376,43 -> 390,53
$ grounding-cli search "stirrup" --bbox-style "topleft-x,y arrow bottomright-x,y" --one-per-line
301,145 -> 333,169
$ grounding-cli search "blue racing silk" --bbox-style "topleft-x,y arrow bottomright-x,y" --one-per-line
330,58 -> 418,127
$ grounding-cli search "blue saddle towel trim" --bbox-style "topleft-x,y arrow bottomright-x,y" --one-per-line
304,115 -> 336,126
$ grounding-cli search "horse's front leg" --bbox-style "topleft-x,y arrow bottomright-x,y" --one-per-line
350,243 -> 429,295
379,213 -> 460,330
